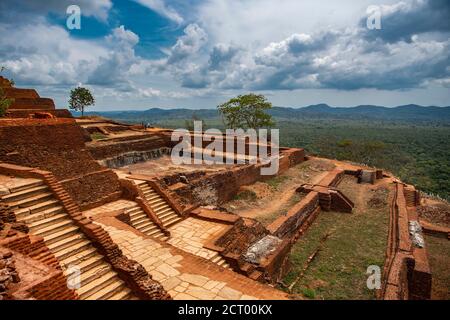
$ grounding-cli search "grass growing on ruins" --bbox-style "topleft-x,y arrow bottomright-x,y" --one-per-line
266,175 -> 292,190
282,181 -> 391,300
424,235 -> 450,300
90,132 -> 108,140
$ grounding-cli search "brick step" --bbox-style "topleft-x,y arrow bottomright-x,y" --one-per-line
148,198 -> 164,205
125,206 -> 141,214
30,214 -> 71,233
77,270 -> 119,299
78,263 -> 112,287
109,288 -> 134,300
160,213 -> 179,224
54,239 -> 92,260
19,206 -> 64,224
73,254 -> 104,274
216,259 -> 226,266
140,223 -> 158,234
85,279 -> 128,300
32,219 -> 73,237
152,202 -> 170,212
59,247 -> 98,269
1,185 -> 49,202
130,210 -> 148,223
145,194 -> 160,201
154,207 -> 173,216
8,192 -> 53,208
153,233 -> 168,241
147,229 -> 165,238
9,180 -> 45,193
163,216 -> 182,227
47,233 -> 86,254
131,214 -> 149,226
134,220 -> 155,231
43,225 -> 80,245
127,210 -> 143,219
15,199 -> 60,217
143,191 -> 157,198
158,210 -> 177,220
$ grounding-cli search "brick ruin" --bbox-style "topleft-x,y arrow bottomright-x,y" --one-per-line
0,83 -> 437,300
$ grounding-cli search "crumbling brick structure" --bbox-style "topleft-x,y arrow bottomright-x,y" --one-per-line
0,78 -> 71,119
382,183 -> 431,300
0,119 -> 123,209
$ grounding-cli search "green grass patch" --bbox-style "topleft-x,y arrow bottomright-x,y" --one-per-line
281,195 -> 389,299
266,175 -> 291,190
90,132 -> 108,140
233,190 -> 257,201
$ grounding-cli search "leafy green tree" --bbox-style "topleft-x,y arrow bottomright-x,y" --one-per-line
69,86 -> 95,117
0,66 -> 14,117
217,93 -> 275,129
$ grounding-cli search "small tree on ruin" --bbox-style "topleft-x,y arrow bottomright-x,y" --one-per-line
0,66 -> 14,117
217,93 -> 275,130
69,86 -> 95,117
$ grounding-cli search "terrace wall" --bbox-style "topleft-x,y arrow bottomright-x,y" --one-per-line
0,232 -> 78,300
0,119 -> 122,209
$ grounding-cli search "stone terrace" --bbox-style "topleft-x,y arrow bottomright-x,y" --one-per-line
95,218 -> 288,300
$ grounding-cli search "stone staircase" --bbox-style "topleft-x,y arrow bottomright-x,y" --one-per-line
133,181 -> 230,268
0,179 -> 136,300
135,181 -> 182,228
208,251 -> 231,269
125,204 -> 169,241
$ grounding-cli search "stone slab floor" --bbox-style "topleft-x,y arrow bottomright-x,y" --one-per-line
96,220 -> 287,300
167,217 -> 228,260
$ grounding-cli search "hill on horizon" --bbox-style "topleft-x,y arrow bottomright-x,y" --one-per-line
78,104 -> 450,124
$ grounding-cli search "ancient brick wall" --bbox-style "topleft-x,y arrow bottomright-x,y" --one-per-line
0,119 -> 122,208
267,192 -> 320,238
159,148 -> 304,207
6,109 -> 72,119
383,184 -> 432,300
87,135 -> 171,161
0,232 -> 78,300
9,98 -> 55,110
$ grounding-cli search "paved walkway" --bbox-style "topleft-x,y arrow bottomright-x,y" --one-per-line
96,219 -> 287,300
167,217 -> 228,260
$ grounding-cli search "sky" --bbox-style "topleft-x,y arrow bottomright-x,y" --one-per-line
0,0 -> 449,110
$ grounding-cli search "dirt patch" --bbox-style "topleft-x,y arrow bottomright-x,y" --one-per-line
240,182 -> 272,199
223,158 -> 336,221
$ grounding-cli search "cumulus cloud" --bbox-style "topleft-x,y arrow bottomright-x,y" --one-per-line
208,44 -> 241,70
158,0 -> 450,92
0,22 -> 107,85
360,0 -> 450,43
0,0 -> 112,22
1,0 -> 449,107
87,26 -> 140,85
167,24 -> 208,64
132,0 -> 183,24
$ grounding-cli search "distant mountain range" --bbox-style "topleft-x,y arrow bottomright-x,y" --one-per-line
80,104 -> 450,123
